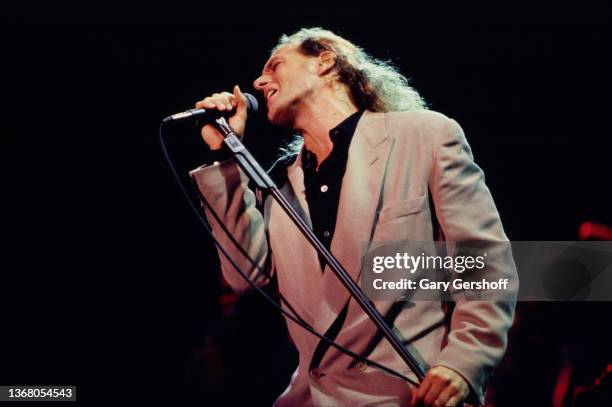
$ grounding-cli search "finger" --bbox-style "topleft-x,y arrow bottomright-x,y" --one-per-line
423,377 -> 449,406
210,93 -> 231,111
432,381 -> 459,407
411,387 -> 419,406
415,375 -> 433,403
412,385 -> 427,406
233,85 -> 248,115
201,123 -> 215,136
220,91 -> 236,109
445,394 -> 462,407
195,98 -> 216,109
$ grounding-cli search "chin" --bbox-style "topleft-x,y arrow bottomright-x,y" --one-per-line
267,106 -> 294,129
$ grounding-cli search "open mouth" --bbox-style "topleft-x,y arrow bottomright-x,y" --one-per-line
266,89 -> 278,102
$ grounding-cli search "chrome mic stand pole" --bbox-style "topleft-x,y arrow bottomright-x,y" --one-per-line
213,117 -> 427,382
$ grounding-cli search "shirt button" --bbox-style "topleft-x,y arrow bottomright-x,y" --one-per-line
356,361 -> 368,372
323,231 -> 330,238
320,185 -> 329,193
310,368 -> 323,379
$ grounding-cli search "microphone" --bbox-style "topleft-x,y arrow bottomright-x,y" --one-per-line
162,93 -> 259,124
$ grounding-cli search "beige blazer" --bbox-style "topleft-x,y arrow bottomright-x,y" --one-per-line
190,110 -> 518,406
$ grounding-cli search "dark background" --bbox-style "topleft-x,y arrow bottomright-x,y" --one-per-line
1,4 -> 611,406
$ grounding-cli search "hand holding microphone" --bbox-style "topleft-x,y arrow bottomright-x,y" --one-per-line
163,85 -> 258,150
195,85 -> 250,150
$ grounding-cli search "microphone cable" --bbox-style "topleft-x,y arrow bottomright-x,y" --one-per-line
159,122 -> 419,386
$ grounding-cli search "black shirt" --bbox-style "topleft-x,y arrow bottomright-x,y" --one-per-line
207,110 -> 364,270
302,110 -> 364,269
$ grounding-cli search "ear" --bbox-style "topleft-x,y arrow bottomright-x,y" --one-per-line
317,50 -> 337,76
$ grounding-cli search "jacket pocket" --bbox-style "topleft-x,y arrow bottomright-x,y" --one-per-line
377,195 -> 428,225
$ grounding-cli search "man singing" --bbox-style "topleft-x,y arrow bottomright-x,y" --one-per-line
189,27 -> 517,406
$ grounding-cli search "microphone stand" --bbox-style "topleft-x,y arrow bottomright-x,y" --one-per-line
213,117 -> 427,382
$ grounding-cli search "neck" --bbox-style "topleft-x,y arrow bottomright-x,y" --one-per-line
293,90 -> 358,169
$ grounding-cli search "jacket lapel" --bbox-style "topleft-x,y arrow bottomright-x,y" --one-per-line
285,151 -> 313,229
278,151 -> 323,323
314,111 -> 393,335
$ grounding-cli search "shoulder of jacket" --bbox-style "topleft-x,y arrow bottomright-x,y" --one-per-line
383,109 -> 453,127
382,110 -> 462,142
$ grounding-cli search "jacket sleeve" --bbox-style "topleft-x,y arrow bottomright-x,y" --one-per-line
428,117 -> 518,404
190,160 -> 274,294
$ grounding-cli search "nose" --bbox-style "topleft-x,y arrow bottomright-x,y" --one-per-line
253,74 -> 269,92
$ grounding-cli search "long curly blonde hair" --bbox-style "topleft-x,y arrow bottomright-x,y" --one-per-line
272,27 -> 427,161
273,27 -> 427,113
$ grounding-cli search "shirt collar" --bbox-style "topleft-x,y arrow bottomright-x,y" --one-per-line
302,110 -> 364,169
330,109 -> 364,141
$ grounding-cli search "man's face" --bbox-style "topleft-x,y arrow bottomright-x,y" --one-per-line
253,44 -> 320,128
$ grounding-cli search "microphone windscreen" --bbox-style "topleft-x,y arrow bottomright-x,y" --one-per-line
244,93 -> 259,114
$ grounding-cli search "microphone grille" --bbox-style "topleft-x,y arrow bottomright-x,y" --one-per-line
244,93 -> 259,114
